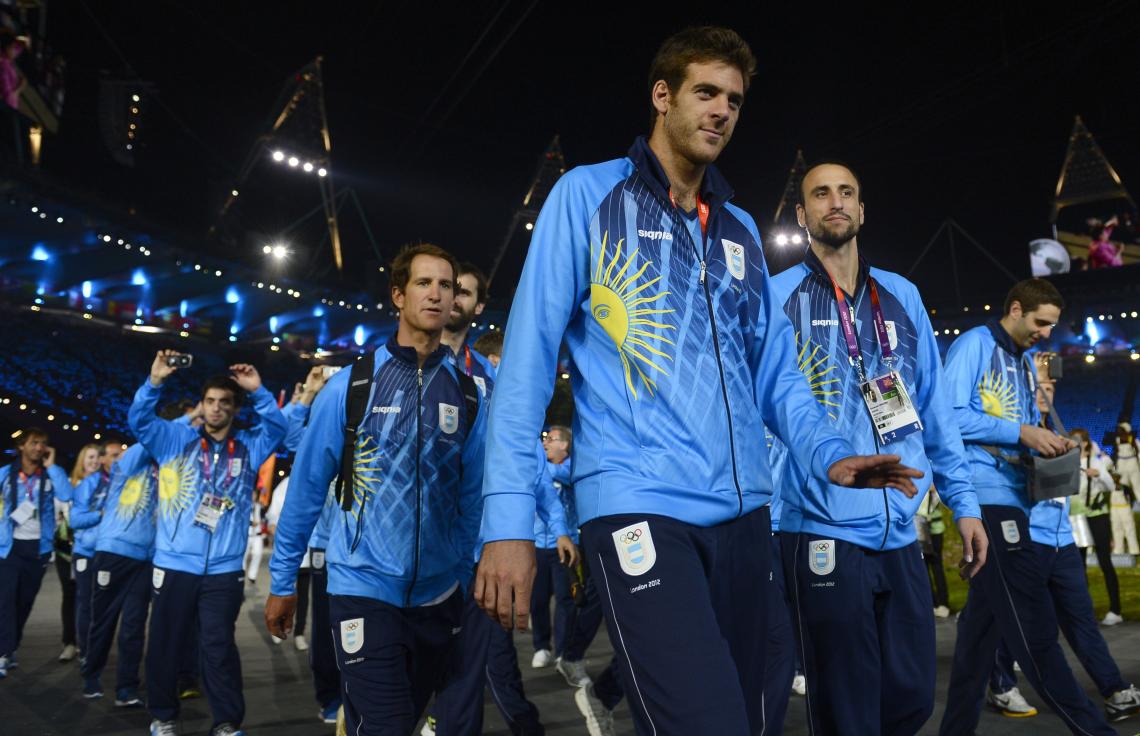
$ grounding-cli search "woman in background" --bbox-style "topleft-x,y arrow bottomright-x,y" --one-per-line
58,444 -> 99,662
1069,428 -> 1123,625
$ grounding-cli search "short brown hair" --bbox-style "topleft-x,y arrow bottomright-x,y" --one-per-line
458,262 -> 489,304
1003,278 -> 1065,316
472,330 -> 503,358
648,26 -> 756,126
388,243 -> 459,306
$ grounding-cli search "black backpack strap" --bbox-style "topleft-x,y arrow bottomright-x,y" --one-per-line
455,369 -> 480,436
335,353 -> 375,511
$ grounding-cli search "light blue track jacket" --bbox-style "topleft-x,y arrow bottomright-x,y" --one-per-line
269,339 -> 488,608
768,253 -> 980,550
943,320 -> 1039,512
128,380 -> 287,575
480,137 -> 854,542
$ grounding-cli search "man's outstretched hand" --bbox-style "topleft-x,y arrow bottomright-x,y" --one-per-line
828,454 -> 924,498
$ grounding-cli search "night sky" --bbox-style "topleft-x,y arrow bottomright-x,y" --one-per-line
40,1 -> 1140,309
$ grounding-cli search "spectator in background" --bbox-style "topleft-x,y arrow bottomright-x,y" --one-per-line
1069,427 -> 1123,626
0,30 -> 27,166
1087,218 -> 1124,269
55,443 -> 100,662
917,487 -> 950,618
1112,421 -> 1139,558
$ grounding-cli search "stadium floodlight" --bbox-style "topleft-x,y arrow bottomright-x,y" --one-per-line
791,234 -> 803,245
262,245 -> 272,254
272,150 -> 285,162
317,167 -> 327,177
287,156 -> 299,168
775,234 -> 789,247
302,162 -> 314,173
272,244 -> 288,259
525,222 -> 534,231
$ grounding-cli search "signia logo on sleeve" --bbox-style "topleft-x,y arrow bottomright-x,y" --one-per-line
722,239 -> 746,280
611,521 -> 657,576
1001,520 -> 1020,544
152,568 -> 165,590
438,403 -> 459,435
97,570 -> 111,587
340,617 -> 364,654
808,539 -> 836,576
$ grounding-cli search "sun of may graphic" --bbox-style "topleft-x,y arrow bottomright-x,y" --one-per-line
589,232 -> 675,399
795,332 -> 841,420
158,457 -> 197,518
351,434 -> 383,517
978,370 -> 1021,420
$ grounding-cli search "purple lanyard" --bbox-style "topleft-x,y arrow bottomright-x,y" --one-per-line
828,272 -> 894,380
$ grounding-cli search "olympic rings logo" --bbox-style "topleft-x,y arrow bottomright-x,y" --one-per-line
623,529 -> 642,543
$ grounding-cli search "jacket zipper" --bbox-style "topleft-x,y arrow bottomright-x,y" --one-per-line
204,446 -> 219,575
406,366 -> 424,607
695,235 -> 744,514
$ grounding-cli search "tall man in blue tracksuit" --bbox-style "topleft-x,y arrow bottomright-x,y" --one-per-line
0,427 -> 72,677
69,438 -> 123,686
264,243 -> 489,735
79,442 -> 158,706
768,162 -> 987,734
940,278 -> 1117,736
474,27 -> 923,734
990,492 -> 1140,722
130,356 -> 287,736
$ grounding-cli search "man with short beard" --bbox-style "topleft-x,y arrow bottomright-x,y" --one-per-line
767,162 -> 988,734
441,262 -> 497,388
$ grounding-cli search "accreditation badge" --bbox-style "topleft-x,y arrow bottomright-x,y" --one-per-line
860,371 -> 923,445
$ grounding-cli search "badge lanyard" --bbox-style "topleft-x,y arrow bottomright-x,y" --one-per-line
463,344 -> 473,377
19,468 -> 43,503
827,271 -> 893,381
827,271 -> 923,446
200,437 -> 237,496
668,190 -> 709,237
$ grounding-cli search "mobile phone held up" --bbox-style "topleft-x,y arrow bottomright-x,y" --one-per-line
166,354 -> 193,369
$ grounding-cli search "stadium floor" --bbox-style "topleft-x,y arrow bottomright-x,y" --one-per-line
2,560 -> 1138,735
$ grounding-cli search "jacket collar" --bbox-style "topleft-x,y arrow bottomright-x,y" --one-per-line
385,334 -> 450,369
986,318 -> 1023,358
626,136 -> 734,221
802,246 -> 871,299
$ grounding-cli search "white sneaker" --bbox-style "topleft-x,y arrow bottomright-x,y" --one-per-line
555,656 -> 591,687
791,674 -> 806,696
575,684 -> 616,736
1102,611 -> 1124,626
1106,684 -> 1140,722
59,644 -> 78,662
933,605 -> 950,618
986,686 -> 1038,717
150,720 -> 179,736
531,648 -> 553,668
294,635 -> 309,651
271,635 -> 284,645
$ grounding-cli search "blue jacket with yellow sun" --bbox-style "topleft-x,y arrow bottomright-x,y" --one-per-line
481,136 -> 856,542
943,320 -> 1039,512
767,253 -> 980,550
128,380 -> 288,575
93,444 -> 159,562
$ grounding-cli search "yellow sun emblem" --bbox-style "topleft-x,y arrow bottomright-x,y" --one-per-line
978,370 -> 1021,420
158,458 -> 198,518
117,474 -> 145,517
795,332 -> 842,420
590,231 -> 676,399
350,435 -> 383,518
